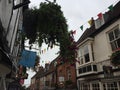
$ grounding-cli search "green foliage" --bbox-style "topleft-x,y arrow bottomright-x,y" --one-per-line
23,8 -> 38,44
111,50 -> 120,66
23,1 -> 77,64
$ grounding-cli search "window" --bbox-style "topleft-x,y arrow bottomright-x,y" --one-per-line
66,67 -> 71,80
78,65 -> 97,74
84,45 -> 90,63
78,45 -> 91,65
80,83 -> 90,90
78,49 -> 83,65
103,82 -> 118,90
87,65 -> 92,72
103,66 -> 113,78
92,83 -> 100,90
93,65 -> 97,71
108,27 -> 120,50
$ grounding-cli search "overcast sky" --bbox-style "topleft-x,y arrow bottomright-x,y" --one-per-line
24,0 -> 118,87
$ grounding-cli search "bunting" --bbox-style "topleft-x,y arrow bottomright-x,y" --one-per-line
70,30 -> 76,35
97,13 -> 103,19
95,13 -> 105,29
88,19 -> 93,26
108,5 -> 113,11
80,25 -> 83,30
44,49 -> 46,53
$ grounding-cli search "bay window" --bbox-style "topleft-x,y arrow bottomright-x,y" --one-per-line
78,65 -> 97,74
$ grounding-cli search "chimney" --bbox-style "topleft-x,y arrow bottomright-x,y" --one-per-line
45,63 -> 50,71
39,66 -> 44,72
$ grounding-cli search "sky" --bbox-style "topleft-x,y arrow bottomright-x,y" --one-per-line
24,0 -> 118,87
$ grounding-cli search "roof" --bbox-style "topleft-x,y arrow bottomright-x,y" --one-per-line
77,1 -> 120,45
32,56 -> 61,79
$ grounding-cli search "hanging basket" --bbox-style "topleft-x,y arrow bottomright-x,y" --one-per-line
111,50 -> 120,66
23,1 -> 77,65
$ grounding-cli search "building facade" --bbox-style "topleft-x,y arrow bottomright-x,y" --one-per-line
30,62 -> 57,90
0,0 -> 30,89
76,1 -> 120,90
56,57 -> 77,89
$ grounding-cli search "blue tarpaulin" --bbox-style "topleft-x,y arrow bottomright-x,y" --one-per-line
19,50 -> 36,67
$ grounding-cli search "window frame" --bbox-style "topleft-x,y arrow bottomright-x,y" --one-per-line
108,25 -> 120,51
78,65 -> 97,74
78,45 -> 90,65
66,67 -> 71,80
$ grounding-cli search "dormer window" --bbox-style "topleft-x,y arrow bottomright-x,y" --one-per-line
108,26 -> 120,51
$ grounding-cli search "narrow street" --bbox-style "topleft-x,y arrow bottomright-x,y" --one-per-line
0,0 -> 120,90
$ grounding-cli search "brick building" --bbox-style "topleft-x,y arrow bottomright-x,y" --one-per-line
56,57 -> 77,89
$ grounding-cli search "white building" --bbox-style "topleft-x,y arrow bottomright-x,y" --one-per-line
76,1 -> 120,90
0,0 -> 30,89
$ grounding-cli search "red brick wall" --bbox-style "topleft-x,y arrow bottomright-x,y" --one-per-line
56,61 -> 77,88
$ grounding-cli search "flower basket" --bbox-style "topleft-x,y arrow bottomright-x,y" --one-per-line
111,50 -> 120,66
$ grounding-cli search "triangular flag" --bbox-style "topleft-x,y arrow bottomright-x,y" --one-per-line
72,30 -> 76,34
97,13 -> 103,19
44,49 -> 46,53
80,25 -> 83,30
47,47 -> 49,50
88,19 -> 93,26
40,51 -> 41,54
42,50 -> 43,54
70,30 -> 76,35
108,5 -> 113,11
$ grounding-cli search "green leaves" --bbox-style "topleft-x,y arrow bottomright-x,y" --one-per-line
23,2 -> 68,47
23,1 -> 77,64
111,50 -> 120,66
23,8 -> 38,44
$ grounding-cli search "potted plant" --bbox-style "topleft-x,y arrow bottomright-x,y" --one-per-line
23,1 -> 78,64
65,80 -> 73,88
111,50 -> 120,66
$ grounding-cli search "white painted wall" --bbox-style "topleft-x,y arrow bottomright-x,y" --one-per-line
0,0 -> 22,53
93,19 -> 120,70
6,0 -> 22,53
0,0 -> 23,74
0,0 -> 13,32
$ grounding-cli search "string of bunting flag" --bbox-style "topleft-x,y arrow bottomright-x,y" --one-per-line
39,45 -> 56,54
75,0 -> 120,31
38,0 -> 119,55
